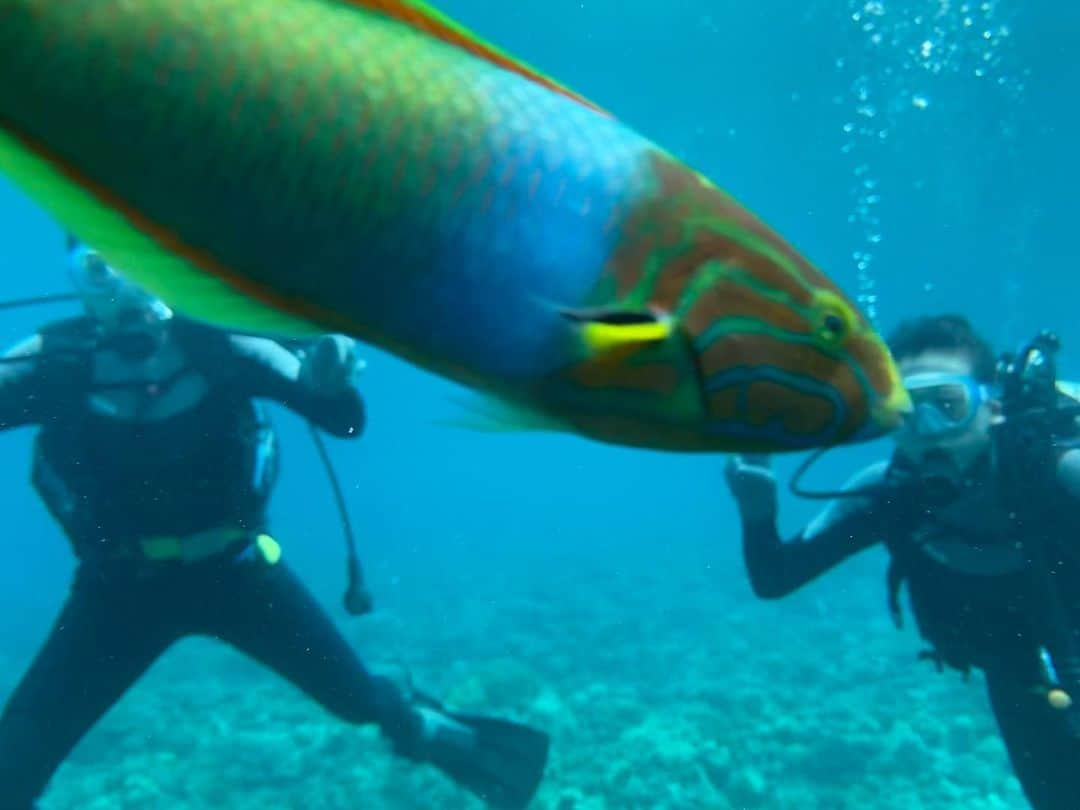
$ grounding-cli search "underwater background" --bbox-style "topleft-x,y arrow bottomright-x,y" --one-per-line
0,0 -> 1077,807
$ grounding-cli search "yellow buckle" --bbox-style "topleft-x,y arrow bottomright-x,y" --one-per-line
256,533 -> 282,565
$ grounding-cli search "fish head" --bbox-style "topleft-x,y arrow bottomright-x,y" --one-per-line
582,158 -> 911,453
684,278 -> 911,452
553,277 -> 908,454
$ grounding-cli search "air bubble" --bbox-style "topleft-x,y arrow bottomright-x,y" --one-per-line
837,0 -> 1024,323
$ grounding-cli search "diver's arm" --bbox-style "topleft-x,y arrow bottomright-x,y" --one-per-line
0,335 -> 60,430
724,457 -> 885,599
223,333 -> 366,437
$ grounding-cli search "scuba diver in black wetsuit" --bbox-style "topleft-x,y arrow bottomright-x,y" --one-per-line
0,237 -> 550,810
724,314 -> 1080,810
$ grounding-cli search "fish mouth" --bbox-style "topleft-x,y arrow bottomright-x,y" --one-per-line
870,372 -> 914,432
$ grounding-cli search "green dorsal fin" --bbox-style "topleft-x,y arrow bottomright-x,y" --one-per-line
339,0 -> 610,116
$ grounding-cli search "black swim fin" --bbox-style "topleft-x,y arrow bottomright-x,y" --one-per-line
404,693 -> 551,809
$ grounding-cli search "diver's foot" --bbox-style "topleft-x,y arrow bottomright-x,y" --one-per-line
390,691 -> 550,809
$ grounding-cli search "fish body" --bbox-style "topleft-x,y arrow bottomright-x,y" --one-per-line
0,0 -> 909,451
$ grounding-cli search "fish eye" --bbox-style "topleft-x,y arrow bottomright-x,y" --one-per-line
818,309 -> 850,344
809,291 -> 857,347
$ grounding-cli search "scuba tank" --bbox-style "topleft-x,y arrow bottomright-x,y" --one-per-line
993,332 -> 1080,735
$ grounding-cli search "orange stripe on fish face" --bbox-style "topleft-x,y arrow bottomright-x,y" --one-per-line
588,152 -> 904,444
607,228 -> 659,300
704,380 -> 841,451
744,380 -> 838,436
605,155 -> 822,310
708,386 -> 739,423
846,329 -> 902,407
706,378 -> 841,446
684,279 -> 810,340
567,342 -> 682,396
700,333 -> 869,440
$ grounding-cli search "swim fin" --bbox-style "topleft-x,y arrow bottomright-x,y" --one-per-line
400,692 -> 551,809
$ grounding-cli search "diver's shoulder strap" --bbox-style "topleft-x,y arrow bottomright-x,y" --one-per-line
36,316 -> 100,354
168,315 -> 231,354
168,316 -> 255,382
31,317 -> 99,385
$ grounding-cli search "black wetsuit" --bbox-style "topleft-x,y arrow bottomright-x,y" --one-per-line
0,317 -> 407,809
740,452 -> 1080,809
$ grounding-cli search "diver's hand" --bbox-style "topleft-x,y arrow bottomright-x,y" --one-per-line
300,334 -> 365,394
724,454 -> 778,524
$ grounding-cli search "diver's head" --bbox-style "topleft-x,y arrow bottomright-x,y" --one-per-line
888,314 -> 998,474
65,234 -> 173,359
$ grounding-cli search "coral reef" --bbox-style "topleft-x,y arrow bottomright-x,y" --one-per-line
30,548 -> 1025,809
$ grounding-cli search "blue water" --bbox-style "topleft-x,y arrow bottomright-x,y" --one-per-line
0,1 -> 1077,807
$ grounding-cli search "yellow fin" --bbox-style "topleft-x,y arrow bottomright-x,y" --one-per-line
561,307 -> 672,354
0,125 -> 324,340
581,320 -> 671,353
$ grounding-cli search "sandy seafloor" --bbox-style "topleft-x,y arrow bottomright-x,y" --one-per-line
15,543 -> 1026,810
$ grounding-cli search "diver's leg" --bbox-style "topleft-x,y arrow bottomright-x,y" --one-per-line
0,567 -> 178,809
202,555 -> 404,725
206,554 -> 550,809
984,662 -> 1080,810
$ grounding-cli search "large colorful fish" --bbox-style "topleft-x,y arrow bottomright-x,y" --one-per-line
0,0 -> 909,452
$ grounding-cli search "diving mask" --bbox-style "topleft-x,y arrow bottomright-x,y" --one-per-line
66,243 -> 173,332
899,372 -> 991,439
